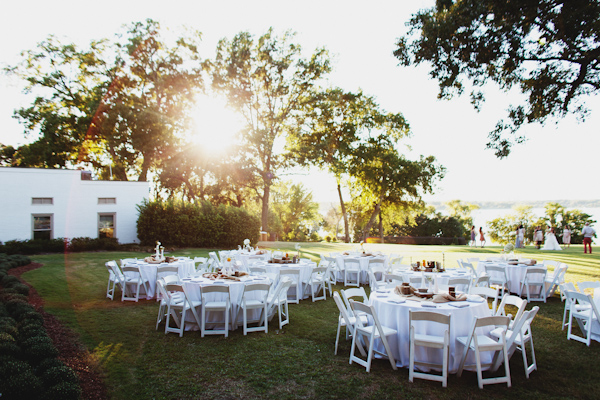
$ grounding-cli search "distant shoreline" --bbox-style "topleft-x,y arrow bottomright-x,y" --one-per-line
429,199 -> 600,209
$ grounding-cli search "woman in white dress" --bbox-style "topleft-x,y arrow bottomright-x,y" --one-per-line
562,226 -> 572,248
542,227 -> 562,251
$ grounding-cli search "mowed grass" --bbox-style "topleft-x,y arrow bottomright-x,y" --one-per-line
20,243 -> 600,399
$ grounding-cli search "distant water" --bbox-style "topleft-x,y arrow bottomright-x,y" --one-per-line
472,207 -> 600,245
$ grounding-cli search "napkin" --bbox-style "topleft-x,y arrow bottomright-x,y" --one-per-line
388,299 -> 406,304
421,303 -> 437,308
466,295 -> 485,303
449,303 -> 469,308
433,293 -> 468,303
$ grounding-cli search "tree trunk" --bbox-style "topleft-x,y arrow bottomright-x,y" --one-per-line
138,155 -> 152,182
361,196 -> 383,241
379,208 -> 384,244
261,183 -> 270,233
337,181 -> 350,243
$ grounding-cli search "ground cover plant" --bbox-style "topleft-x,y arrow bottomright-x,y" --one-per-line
18,244 -> 600,399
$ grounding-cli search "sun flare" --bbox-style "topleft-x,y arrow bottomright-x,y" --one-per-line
189,94 -> 245,155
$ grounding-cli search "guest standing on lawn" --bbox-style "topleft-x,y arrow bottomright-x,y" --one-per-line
562,225 -> 572,249
470,226 -> 476,247
582,222 -> 596,254
479,227 -> 486,248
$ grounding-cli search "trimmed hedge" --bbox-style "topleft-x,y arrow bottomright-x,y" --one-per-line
137,199 -> 261,248
0,254 -> 82,400
0,237 -> 120,255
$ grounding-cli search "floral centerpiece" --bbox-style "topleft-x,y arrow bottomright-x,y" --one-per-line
295,243 -> 301,258
243,238 -> 251,251
503,243 -> 516,261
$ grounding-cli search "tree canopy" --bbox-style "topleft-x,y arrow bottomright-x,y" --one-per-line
395,0 -> 600,157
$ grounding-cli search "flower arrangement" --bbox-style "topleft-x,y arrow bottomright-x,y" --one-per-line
504,243 -> 515,253
295,243 -> 301,257
243,238 -> 251,251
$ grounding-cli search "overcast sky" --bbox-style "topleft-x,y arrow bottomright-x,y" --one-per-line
2,0 -> 599,205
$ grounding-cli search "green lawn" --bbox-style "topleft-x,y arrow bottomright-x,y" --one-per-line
21,243 -> 600,399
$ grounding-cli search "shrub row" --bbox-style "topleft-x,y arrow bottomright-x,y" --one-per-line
0,237 -> 120,255
0,254 -> 82,400
137,199 -> 261,248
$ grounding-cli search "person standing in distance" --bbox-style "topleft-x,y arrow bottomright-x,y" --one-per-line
582,222 -> 596,254
470,226 -> 476,247
479,227 -> 486,248
562,225 -> 572,249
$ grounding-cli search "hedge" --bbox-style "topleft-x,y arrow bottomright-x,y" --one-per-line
137,199 -> 261,248
380,236 -> 467,245
0,237 -> 120,255
0,253 -> 82,400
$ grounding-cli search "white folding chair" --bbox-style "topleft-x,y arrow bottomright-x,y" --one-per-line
520,267 -> 547,302
105,261 -> 125,300
156,264 -> 180,300
473,275 -> 490,289
208,252 -> 223,271
194,257 -> 210,273
368,258 -> 386,281
163,283 -> 202,337
448,277 -> 471,294
201,285 -> 231,338
560,282 -> 581,330
341,287 -> 369,314
349,300 -> 398,372
305,266 -> 328,302
491,307 -> 540,379
545,263 -> 568,298
462,261 -> 478,278
577,281 -> 600,294
155,276 -> 184,330
327,256 -> 344,283
404,274 -> 424,289
238,283 -> 270,335
409,311 -> 451,387
456,315 -> 512,389
280,268 -> 301,304
566,290 -> 600,346
471,286 -> 499,314
388,255 -> 404,272
495,294 -> 527,331
267,277 -> 293,329
333,291 -> 367,356
344,258 -> 361,287
485,265 -> 509,297
249,266 -> 267,276
121,265 -> 150,302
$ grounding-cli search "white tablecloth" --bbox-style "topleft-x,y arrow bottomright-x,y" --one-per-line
370,293 -> 493,373
254,261 -> 316,300
182,276 -> 272,330
335,255 -> 389,284
396,269 -> 473,289
128,259 -> 196,299
480,262 -> 547,295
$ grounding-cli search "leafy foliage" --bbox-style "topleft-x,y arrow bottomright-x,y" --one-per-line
136,199 -> 260,248
396,0 -> 600,157
211,29 -> 332,231
270,181 -> 321,241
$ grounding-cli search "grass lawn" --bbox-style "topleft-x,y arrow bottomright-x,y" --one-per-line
20,243 -> 600,399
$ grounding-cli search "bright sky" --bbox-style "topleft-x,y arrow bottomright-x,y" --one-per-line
2,0 -> 599,206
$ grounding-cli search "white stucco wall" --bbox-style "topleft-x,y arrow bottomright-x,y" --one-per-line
0,167 -> 149,243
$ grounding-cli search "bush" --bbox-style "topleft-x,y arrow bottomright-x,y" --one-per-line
41,365 -> 79,387
23,342 -> 59,363
137,199 -> 261,248
42,381 -> 82,400
0,340 -> 22,358
0,362 -> 43,399
36,358 -> 65,376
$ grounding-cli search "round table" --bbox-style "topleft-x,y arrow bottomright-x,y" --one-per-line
127,258 -> 196,299
370,292 -> 492,373
335,254 -> 389,284
253,261 -> 316,300
181,275 -> 272,330
479,262 -> 547,295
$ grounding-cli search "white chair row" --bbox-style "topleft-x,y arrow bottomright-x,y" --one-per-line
154,276 -> 293,337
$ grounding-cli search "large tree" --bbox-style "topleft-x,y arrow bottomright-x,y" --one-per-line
287,88 -> 408,242
6,19 -> 203,181
210,29 -> 331,232
395,0 -> 600,157
350,139 -> 444,242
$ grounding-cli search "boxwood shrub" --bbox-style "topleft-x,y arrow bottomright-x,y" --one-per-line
137,199 -> 260,248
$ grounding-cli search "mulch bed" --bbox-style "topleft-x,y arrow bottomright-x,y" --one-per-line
8,263 -> 108,400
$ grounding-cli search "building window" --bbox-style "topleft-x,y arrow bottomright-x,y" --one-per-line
98,197 -> 116,205
32,214 -> 53,240
32,197 -> 53,205
98,213 -> 116,239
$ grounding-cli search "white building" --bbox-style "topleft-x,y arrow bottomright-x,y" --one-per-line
0,167 -> 149,244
